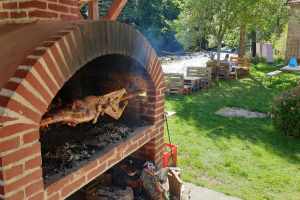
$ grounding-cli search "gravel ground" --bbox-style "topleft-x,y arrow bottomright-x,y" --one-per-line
161,51 -> 237,76
182,183 -> 242,200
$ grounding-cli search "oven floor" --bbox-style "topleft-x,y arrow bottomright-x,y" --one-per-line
41,122 -> 151,186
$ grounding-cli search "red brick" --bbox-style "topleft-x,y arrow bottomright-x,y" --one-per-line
48,3 -> 69,12
59,0 -> 78,6
19,0 -> 47,9
10,11 -> 27,19
14,69 -> 52,103
25,156 -> 42,170
0,142 -> 40,166
0,12 -> 9,19
155,72 -> 165,88
0,170 -> 3,180
150,62 -> 161,81
0,137 -> 20,152
3,2 -> 18,9
22,58 -> 37,66
4,169 -> 42,194
0,116 -> 16,123
48,193 -> 60,200
60,14 -> 79,20
61,177 -> 85,197
123,142 -> 140,157
0,185 -> 3,195
47,45 -> 71,79
39,50 -> 64,85
62,33 -> 82,66
69,7 -> 79,14
46,174 -> 73,195
54,38 -> 73,73
5,190 -> 25,200
23,131 -> 39,144
29,10 -> 57,18
107,153 -> 122,167
86,163 -> 106,180
33,61 -> 59,95
148,57 -> 158,75
0,123 -> 38,139
25,179 -> 44,197
0,96 -> 41,123
2,164 -> 23,180
28,191 -> 44,200
83,160 -> 98,173
4,81 -> 48,114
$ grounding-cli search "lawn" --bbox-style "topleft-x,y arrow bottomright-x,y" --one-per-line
165,63 -> 300,200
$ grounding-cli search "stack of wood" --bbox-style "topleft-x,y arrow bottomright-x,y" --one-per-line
165,73 -> 192,95
168,168 -> 183,200
186,67 -> 212,89
83,158 -> 184,200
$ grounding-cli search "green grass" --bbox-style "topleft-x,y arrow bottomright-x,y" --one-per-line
165,63 -> 300,200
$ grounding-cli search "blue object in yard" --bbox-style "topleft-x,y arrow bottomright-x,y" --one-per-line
288,56 -> 298,68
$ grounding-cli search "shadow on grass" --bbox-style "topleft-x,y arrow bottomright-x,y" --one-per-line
166,66 -> 300,165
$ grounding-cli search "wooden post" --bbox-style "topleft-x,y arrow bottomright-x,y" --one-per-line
88,0 -> 99,20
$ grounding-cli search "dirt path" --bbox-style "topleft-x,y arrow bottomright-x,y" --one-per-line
182,183 -> 242,200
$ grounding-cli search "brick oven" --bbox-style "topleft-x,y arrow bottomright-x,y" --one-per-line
0,1 -> 165,200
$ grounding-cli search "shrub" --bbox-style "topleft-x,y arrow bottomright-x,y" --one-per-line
251,56 -> 267,65
272,86 -> 300,137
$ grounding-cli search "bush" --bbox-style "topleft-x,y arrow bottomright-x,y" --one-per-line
272,86 -> 300,137
251,56 -> 267,65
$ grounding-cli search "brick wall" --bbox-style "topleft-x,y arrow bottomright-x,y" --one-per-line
0,0 -> 81,23
286,4 -> 300,60
0,21 -> 165,199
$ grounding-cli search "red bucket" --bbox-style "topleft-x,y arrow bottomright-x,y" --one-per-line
162,143 -> 177,167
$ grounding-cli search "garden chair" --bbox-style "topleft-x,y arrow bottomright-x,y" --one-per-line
230,56 -> 251,77
217,62 -> 230,80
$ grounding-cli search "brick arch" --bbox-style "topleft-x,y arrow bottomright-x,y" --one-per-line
0,21 -> 165,199
0,21 -> 165,129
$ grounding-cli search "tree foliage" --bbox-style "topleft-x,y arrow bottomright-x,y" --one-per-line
119,0 -> 182,53
172,0 -> 288,56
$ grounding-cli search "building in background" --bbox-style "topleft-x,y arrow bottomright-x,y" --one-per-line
286,0 -> 300,61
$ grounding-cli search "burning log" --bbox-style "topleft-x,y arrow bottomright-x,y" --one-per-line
40,89 -> 146,128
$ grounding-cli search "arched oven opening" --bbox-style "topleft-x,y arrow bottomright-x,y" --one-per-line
40,54 -> 154,185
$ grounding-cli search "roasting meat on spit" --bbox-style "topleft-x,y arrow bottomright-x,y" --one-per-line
40,89 -> 145,128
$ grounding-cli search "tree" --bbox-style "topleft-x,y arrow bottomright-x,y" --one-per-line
236,0 -> 288,58
119,0 -> 181,53
173,0 -> 243,64
172,0 -> 288,60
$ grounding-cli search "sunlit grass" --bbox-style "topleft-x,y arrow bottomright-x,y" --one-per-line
165,63 -> 300,200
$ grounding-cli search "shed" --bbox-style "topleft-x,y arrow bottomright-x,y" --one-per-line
286,0 -> 300,61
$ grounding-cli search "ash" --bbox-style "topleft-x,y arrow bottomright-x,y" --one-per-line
40,121 -> 147,183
